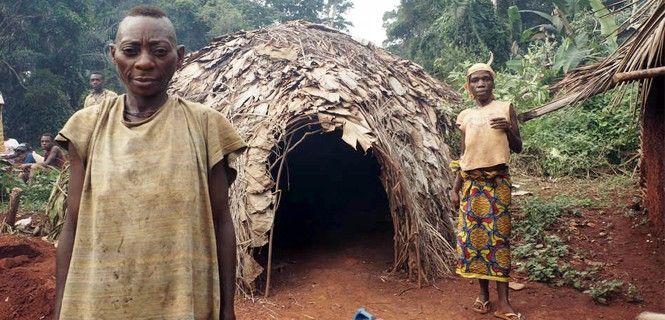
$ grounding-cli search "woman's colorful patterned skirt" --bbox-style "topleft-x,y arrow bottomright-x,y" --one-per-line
455,169 -> 512,282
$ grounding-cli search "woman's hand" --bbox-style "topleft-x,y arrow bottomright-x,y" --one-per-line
489,117 -> 511,131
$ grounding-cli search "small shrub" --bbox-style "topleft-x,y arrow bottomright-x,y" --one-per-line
515,235 -> 570,284
586,280 -> 623,305
626,283 -> 643,303
515,198 -> 567,242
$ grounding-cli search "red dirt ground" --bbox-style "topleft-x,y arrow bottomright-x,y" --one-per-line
0,176 -> 663,320
0,234 -> 55,320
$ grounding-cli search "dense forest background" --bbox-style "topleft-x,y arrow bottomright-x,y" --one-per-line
0,0 -> 640,176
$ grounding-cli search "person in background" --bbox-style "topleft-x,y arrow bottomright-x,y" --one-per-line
449,59 -> 523,320
14,144 -> 36,165
21,133 -> 66,182
53,5 -> 245,320
2,135 -> 19,156
14,144 -> 36,183
83,72 -> 117,108
37,133 -> 65,169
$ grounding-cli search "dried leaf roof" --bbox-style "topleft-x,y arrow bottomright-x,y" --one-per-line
519,0 -> 664,122
169,20 -> 461,292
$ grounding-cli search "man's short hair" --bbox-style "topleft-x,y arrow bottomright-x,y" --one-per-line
90,71 -> 104,79
126,5 -> 167,18
116,5 -> 176,44
41,133 -> 54,140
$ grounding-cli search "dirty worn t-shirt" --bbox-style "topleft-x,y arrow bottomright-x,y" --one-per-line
456,100 -> 511,171
55,95 -> 246,319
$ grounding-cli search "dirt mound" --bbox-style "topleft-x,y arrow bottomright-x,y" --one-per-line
0,235 -> 55,320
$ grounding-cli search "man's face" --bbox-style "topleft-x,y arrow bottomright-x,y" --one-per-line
90,74 -> 104,91
468,71 -> 494,101
110,16 -> 184,98
40,136 -> 53,151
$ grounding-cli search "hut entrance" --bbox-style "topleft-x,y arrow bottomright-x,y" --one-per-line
264,129 -> 392,289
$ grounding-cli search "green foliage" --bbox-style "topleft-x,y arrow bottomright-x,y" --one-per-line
6,70 -> 75,144
516,1 -> 617,73
267,0 -> 324,23
514,234 -> 571,282
586,279 -> 623,304
512,196 -> 610,294
321,0 -> 353,30
513,196 -> 585,242
161,0 -> 212,50
0,166 -> 59,212
385,0 -> 510,77
520,89 -> 639,176
265,0 -> 353,30
589,0 -> 617,49
0,0 -> 94,146
0,167 -> 23,203
626,283 -> 643,303
22,170 -> 60,211
512,198 -> 597,288
507,6 -> 523,44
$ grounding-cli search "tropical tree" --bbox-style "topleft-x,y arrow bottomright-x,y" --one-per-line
0,0 -> 94,145
321,0 -> 353,30
384,0 -> 510,77
265,0 -> 353,31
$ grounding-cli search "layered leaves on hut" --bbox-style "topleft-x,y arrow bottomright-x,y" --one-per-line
169,20 -> 461,293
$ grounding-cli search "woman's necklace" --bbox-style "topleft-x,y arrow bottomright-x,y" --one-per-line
123,107 -> 160,119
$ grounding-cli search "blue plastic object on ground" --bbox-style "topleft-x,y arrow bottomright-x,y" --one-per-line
353,307 -> 375,320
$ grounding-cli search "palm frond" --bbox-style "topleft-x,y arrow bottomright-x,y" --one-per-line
519,0 -> 664,122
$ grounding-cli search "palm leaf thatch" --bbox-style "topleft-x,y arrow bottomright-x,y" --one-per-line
519,0 -> 664,121
169,20 -> 461,293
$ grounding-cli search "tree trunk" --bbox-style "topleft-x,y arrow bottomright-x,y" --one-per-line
2,187 -> 23,232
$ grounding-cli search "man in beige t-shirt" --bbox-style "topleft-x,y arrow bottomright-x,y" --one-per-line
54,5 -> 244,320
82,72 -> 117,108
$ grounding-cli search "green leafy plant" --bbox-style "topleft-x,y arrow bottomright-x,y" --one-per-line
519,88 -> 639,177
512,195 -> 603,289
21,169 -> 60,211
586,279 -> 623,304
514,235 -> 571,283
626,283 -> 643,303
514,197 -> 572,242
0,166 -> 60,213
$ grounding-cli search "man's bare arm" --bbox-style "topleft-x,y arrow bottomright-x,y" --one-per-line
43,146 -> 63,167
506,104 -> 522,153
54,143 -> 84,320
209,161 -> 236,320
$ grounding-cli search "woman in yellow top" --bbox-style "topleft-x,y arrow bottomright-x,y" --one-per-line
450,62 -> 523,320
